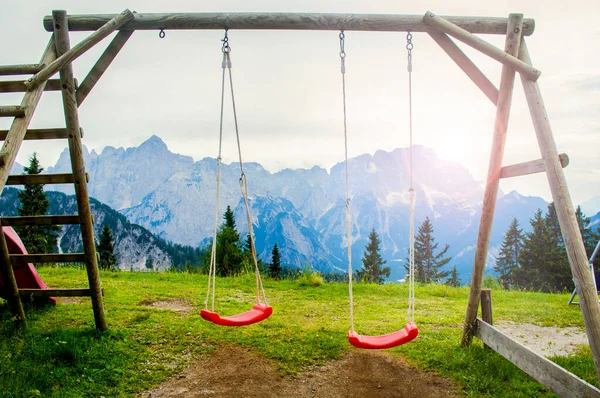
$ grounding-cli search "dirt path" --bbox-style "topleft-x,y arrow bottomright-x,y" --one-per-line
140,345 -> 460,398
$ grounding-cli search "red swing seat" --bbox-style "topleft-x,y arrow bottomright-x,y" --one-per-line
348,322 -> 418,349
201,304 -> 272,327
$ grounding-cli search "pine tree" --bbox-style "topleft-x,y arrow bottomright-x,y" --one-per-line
16,153 -> 60,254
494,218 -> 522,289
356,229 -> 390,284
544,203 -> 572,292
445,266 -> 461,287
97,224 -> 118,271
269,244 -> 282,279
407,217 -> 451,283
215,206 -> 242,276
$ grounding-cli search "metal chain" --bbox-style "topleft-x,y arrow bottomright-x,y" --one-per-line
406,30 -> 416,324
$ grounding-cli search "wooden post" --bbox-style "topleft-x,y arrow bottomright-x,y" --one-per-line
76,30 -> 134,106
462,14 -> 523,347
423,11 -> 540,81
25,9 -> 134,91
52,10 -> 107,331
519,38 -> 600,382
41,12 -> 535,36
480,289 -> 493,325
0,230 -> 25,326
428,32 -> 498,105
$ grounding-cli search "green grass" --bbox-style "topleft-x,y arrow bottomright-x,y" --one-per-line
0,268 -> 596,397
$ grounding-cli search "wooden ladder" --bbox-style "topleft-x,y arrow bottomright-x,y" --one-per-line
0,37 -> 107,330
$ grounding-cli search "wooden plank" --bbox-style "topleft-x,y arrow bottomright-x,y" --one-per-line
0,106 -> 26,117
480,289 -> 493,325
476,319 -> 600,397
500,153 -> 569,179
42,12 -> 536,36
0,227 -> 26,326
423,11 -> 540,81
0,64 -> 45,76
1,215 -> 80,226
0,36 -> 57,194
53,10 -> 107,331
0,128 -> 69,141
77,30 -> 133,106
519,38 -> 600,382
24,9 -> 134,91
19,288 -> 104,297
10,253 -> 86,264
6,173 -> 75,185
462,14 -> 523,347
0,79 -> 62,93
428,32 -> 498,105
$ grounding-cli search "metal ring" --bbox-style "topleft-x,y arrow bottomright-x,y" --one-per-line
159,29 -> 165,39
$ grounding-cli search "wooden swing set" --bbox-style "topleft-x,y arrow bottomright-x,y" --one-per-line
0,9 -> 599,395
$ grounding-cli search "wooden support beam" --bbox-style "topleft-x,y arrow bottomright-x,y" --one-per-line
500,153 -> 569,179
480,289 -> 493,325
476,319 -> 600,397
42,12 -> 535,36
0,64 -> 45,76
0,79 -> 62,93
0,128 -> 69,141
462,14 -> 523,347
19,288 -> 104,297
53,10 -> 107,332
1,215 -> 80,226
25,9 -> 134,91
519,38 -> 600,382
6,173 -> 75,185
0,229 -> 26,326
0,36 -> 57,199
428,32 -> 498,105
423,11 -> 540,81
77,30 -> 133,106
10,253 -> 86,264
0,106 -> 26,118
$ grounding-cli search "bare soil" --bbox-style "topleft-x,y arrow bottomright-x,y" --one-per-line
140,345 -> 461,398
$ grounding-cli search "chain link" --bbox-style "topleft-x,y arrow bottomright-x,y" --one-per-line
406,31 -> 413,72
222,29 -> 231,53
158,29 -> 165,39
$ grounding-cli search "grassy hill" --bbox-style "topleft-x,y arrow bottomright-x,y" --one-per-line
0,268 -> 596,397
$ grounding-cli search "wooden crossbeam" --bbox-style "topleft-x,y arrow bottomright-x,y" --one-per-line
0,128 -> 69,141
19,288 -> 104,297
423,11 -> 541,81
10,253 -> 86,264
0,106 -> 26,117
0,79 -> 62,93
500,153 -> 569,179
24,9 -> 134,91
1,215 -> 80,226
77,30 -> 133,106
428,32 -> 498,105
476,319 -> 600,397
0,64 -> 45,76
6,173 -> 75,185
42,12 -> 536,35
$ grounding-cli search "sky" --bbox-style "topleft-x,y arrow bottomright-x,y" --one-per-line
1,0 -> 599,208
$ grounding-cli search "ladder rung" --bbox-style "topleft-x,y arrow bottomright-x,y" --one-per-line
0,128 -> 69,140
10,253 -> 86,264
19,288 -> 103,297
6,173 -> 75,185
0,106 -> 26,117
1,215 -> 80,226
0,64 -> 45,76
0,79 -> 62,93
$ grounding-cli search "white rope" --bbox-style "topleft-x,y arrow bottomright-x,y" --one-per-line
204,50 -> 228,312
406,31 -> 416,323
339,31 -> 354,332
226,50 -> 268,306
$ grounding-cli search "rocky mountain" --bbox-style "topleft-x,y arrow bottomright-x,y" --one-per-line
38,135 -> 568,283
0,187 -> 201,272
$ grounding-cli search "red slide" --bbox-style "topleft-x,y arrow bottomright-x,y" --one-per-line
0,227 -> 56,305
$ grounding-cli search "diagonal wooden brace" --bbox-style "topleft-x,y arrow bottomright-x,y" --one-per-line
423,11 -> 541,81
24,9 -> 134,91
